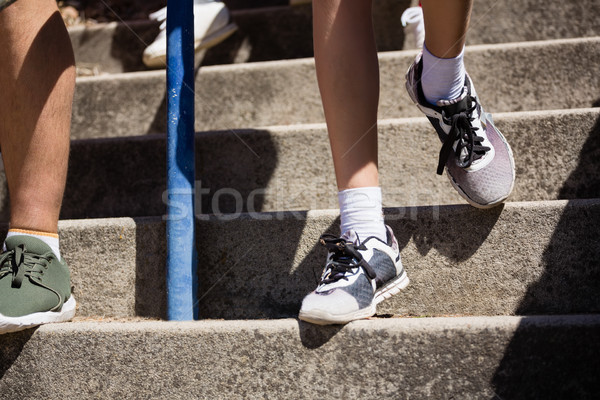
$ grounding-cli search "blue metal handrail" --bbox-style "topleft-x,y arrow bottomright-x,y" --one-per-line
166,0 -> 198,320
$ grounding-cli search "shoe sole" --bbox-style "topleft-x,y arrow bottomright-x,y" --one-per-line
298,270 -> 410,326
143,23 -> 238,69
374,269 -> 410,305
0,296 -> 76,334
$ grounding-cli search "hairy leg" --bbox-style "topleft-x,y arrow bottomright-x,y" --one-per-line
0,0 -> 75,233
313,0 -> 379,190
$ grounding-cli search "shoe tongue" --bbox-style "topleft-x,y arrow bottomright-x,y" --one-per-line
5,235 -> 52,256
340,230 -> 360,245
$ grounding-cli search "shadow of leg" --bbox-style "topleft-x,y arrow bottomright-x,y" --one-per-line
0,328 -> 37,379
491,115 -> 600,397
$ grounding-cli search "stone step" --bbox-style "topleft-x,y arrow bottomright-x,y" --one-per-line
31,199 -> 600,319
1,315 -> 599,398
69,0 -> 600,74
70,37 -> 600,139
54,108 -> 600,220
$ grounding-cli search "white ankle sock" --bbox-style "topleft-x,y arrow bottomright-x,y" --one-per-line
421,44 -> 466,105
338,187 -> 386,243
3,229 -> 61,260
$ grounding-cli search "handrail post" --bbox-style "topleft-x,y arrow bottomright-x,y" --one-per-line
166,0 -> 198,320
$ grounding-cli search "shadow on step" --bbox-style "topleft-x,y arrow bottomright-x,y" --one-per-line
0,328 -> 36,380
62,128 -> 281,220
202,1 -> 408,67
145,0 -> 409,134
491,114 -> 600,397
192,202 -> 502,331
132,127 -> 282,318
490,316 -> 600,399
553,112 -> 600,201
386,204 -> 503,262
298,321 -> 343,349
109,21 -> 161,73
134,218 -> 168,319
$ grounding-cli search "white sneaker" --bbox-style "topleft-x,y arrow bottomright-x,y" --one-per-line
401,6 -> 424,49
405,53 -> 516,208
143,0 -> 238,69
299,226 -> 409,325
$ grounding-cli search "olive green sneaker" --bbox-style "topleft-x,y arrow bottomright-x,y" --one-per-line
0,235 -> 75,334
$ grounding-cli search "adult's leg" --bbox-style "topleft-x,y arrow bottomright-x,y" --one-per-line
0,0 -> 76,334
0,0 -> 75,234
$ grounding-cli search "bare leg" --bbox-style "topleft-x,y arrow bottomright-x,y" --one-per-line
0,0 -> 75,233
421,0 -> 472,58
313,0 -> 379,190
299,0 -> 411,326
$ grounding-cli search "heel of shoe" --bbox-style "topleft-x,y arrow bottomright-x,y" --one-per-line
374,270 -> 410,305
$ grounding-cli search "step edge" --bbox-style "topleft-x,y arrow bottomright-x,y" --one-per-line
75,36 -> 600,82
37,313 -> 600,334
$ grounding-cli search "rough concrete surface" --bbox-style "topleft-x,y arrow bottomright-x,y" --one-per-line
39,200 -> 600,319
193,199 -> 600,320
69,20 -> 160,75
68,0 -> 600,74
0,2 -> 594,397
56,217 -> 166,319
51,108 -> 600,220
69,0 -> 408,74
0,316 -> 599,399
70,37 -> 600,138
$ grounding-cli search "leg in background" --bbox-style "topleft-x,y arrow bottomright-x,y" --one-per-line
419,0 -> 472,104
421,0 -> 472,58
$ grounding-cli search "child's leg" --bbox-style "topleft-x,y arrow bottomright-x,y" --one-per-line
313,0 -> 379,191
405,0 -> 515,208
313,0 -> 385,241
421,0 -> 471,58
299,0 -> 410,326
420,0 -> 472,104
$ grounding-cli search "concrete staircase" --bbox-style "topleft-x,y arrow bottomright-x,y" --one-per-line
1,0 -> 600,398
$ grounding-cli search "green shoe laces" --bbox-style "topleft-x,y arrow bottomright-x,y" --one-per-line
0,245 -> 52,288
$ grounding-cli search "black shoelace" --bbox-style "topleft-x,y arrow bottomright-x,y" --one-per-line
437,98 -> 490,175
318,234 -> 377,285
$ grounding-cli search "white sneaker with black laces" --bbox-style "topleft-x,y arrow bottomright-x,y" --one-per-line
143,0 -> 238,69
405,52 -> 516,208
401,6 -> 424,49
299,226 -> 409,325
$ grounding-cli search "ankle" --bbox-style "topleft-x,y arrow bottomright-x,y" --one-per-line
338,187 -> 387,242
421,44 -> 466,105
4,228 -> 61,259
